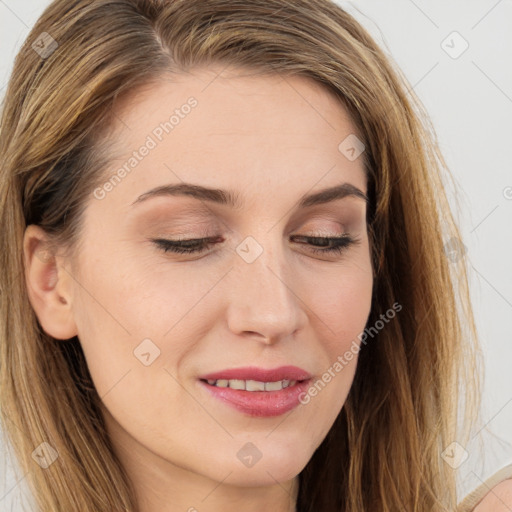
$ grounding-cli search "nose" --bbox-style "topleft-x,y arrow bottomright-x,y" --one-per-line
225,241 -> 307,345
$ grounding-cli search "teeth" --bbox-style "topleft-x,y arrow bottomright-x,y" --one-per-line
246,380 -> 265,391
205,378 -> 298,391
264,380 -> 284,391
228,379 -> 245,390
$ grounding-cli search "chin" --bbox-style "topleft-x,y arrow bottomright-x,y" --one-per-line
219,465 -> 302,488
209,446 -> 310,487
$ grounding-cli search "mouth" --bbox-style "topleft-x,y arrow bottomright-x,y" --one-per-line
197,366 -> 313,417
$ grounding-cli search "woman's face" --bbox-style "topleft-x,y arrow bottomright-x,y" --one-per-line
27,65 -> 373,506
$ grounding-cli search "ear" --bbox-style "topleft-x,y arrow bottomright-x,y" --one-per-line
23,224 -> 78,340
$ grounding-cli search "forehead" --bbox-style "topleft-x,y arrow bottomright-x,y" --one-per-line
94,65 -> 367,212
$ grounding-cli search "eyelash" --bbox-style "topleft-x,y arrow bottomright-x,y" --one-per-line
151,233 -> 361,256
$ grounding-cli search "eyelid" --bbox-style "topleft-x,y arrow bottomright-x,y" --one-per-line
152,224 -> 215,239
145,205 -> 364,243
150,232 -> 361,258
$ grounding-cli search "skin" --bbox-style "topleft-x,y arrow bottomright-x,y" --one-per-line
24,65 -> 373,512
474,479 -> 512,511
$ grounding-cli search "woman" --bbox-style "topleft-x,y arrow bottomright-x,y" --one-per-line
0,0 -> 510,511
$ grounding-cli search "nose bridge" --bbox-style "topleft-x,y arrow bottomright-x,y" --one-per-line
225,234 -> 305,342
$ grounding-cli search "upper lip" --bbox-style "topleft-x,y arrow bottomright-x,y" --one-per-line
199,365 -> 312,382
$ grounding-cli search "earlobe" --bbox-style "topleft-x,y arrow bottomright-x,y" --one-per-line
23,225 -> 78,340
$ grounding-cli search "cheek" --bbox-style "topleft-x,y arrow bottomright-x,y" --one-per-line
73,239 -> 202,336
309,262 -> 373,351
294,260 -> 372,415
69,247 -> 222,397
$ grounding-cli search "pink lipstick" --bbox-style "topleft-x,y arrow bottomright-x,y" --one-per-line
198,365 -> 312,417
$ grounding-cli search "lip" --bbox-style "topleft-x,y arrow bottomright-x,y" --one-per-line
197,365 -> 313,418
198,378 -> 312,417
199,365 -> 312,382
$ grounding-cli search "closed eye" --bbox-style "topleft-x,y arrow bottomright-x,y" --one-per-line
151,233 -> 361,256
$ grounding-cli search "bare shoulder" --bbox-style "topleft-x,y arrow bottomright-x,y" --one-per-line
473,478 -> 512,511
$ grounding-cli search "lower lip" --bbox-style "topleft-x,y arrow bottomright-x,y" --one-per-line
198,379 -> 312,417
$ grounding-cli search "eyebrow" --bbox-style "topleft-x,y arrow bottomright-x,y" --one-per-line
131,182 -> 368,209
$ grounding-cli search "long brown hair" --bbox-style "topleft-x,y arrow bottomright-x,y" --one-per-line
0,1 -> 483,510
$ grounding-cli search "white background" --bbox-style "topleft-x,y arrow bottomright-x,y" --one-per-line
1,0 -> 511,509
